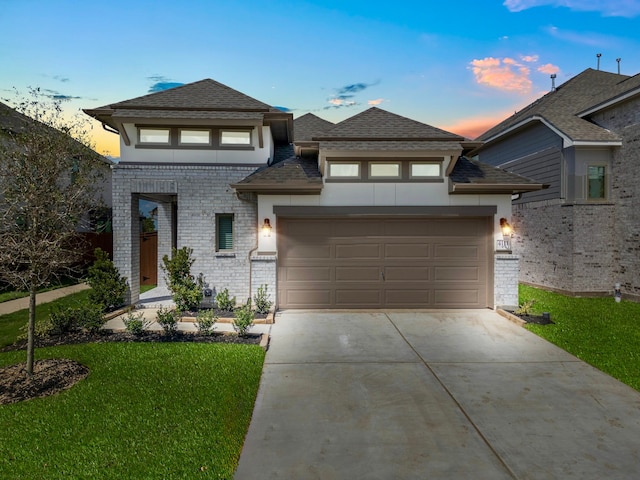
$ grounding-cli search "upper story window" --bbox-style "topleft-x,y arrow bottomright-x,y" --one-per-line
220,130 -> 251,145
328,162 -> 361,178
369,162 -> 401,178
410,162 -> 441,178
587,165 -> 607,200
179,129 -> 210,145
139,128 -> 170,144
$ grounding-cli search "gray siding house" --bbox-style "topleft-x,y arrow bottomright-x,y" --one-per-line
474,68 -> 640,300
85,80 -> 543,310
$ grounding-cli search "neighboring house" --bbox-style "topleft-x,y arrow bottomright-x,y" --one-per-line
474,68 -> 640,300
0,101 -> 113,257
84,79 -> 543,309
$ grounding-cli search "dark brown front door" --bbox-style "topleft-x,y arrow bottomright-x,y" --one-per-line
140,232 -> 158,285
277,217 -> 492,309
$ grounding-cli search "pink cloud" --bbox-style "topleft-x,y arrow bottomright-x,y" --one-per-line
521,55 -> 539,63
441,114 -> 510,140
368,98 -> 384,106
538,63 -> 560,74
470,57 -> 532,93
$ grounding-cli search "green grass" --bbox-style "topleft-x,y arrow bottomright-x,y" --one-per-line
0,342 -> 265,479
520,284 -> 640,391
140,284 -> 157,294
0,290 -> 92,348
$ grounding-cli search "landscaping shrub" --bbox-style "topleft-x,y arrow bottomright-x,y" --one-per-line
76,303 -> 106,334
195,309 -> 217,335
233,300 -> 254,336
253,284 -> 273,314
45,302 -> 106,335
216,287 -> 236,312
87,248 -> 128,311
156,307 -> 180,336
49,305 -> 79,335
161,247 -> 203,312
122,311 -> 151,336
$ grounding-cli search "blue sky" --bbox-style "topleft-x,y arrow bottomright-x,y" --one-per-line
2,0 -> 639,157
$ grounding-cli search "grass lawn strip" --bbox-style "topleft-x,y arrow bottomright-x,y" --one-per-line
0,342 -> 265,479
520,284 -> 640,392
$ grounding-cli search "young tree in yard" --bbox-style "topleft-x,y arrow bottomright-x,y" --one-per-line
0,89 -> 108,374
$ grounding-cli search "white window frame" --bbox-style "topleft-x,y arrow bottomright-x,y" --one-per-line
410,162 -> 441,179
220,130 -> 252,146
139,128 -> 171,145
179,129 -> 211,145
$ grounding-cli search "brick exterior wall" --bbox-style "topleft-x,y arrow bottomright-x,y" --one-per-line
112,163 -> 260,305
512,199 -> 616,295
494,254 -> 520,308
590,97 -> 640,299
250,254 -> 277,309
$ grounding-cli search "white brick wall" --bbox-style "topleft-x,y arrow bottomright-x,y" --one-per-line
494,254 -> 520,308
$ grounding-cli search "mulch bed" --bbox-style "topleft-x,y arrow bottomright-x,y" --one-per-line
0,330 -> 262,405
507,312 -> 554,325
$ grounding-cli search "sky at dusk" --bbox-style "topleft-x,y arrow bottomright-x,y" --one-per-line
2,0 -> 640,158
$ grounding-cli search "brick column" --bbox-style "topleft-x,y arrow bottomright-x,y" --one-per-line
156,200 -> 173,290
494,254 -> 520,309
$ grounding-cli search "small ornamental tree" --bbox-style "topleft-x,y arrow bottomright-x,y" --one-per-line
161,247 -> 203,312
0,89 -> 107,374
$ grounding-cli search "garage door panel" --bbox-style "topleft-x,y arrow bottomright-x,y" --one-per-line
434,289 -> 481,306
336,244 -> 381,259
385,243 -> 430,259
385,289 -> 431,306
336,266 -> 380,282
285,220 -> 331,236
384,266 -> 430,281
336,289 -> 381,306
282,288 -> 332,307
285,244 -> 331,260
333,221 -> 383,237
434,266 -> 480,282
284,266 -> 332,282
434,244 -> 480,260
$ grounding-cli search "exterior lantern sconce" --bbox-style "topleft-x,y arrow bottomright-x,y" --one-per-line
262,218 -> 272,237
497,217 -> 513,252
500,218 -> 513,239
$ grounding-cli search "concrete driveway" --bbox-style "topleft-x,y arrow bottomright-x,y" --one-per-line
235,310 -> 640,479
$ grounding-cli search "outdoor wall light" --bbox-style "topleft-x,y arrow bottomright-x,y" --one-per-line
500,218 -> 513,238
262,218 -> 272,237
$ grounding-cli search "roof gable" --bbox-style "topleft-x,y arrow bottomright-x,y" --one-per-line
478,69 -> 631,144
294,113 -> 334,142
108,79 -> 276,112
314,107 -> 464,141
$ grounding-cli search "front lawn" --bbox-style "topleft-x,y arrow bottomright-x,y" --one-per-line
0,342 -> 265,478
520,284 -> 640,391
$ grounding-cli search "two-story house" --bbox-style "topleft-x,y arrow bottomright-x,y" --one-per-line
85,79 -> 543,309
474,68 -> 640,300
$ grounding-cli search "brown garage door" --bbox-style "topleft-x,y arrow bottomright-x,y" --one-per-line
277,217 -> 492,309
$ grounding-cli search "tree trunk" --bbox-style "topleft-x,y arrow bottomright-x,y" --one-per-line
26,285 -> 37,375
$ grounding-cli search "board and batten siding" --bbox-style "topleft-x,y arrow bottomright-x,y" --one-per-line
501,147 -> 561,203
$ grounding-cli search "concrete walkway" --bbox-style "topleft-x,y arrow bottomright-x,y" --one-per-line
235,310 -> 640,479
0,283 -> 90,315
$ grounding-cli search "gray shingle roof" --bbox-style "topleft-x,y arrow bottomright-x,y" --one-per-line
231,156 -> 322,194
318,140 -> 463,151
478,69 -> 640,143
108,79 -> 277,112
449,157 -> 546,194
314,107 -> 464,141
294,113 -> 334,142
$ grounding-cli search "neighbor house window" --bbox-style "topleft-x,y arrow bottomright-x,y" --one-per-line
328,162 -> 360,178
179,129 -> 210,145
587,165 -> 606,200
139,128 -> 170,144
369,163 -> 401,178
220,130 -> 251,145
410,162 -> 441,178
216,214 -> 234,251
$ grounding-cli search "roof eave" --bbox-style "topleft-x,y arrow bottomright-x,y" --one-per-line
449,182 -> 547,194
230,183 -> 323,195
578,87 -> 640,117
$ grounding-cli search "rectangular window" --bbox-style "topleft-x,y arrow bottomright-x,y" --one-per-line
587,165 -> 606,200
370,163 -> 400,178
220,130 -> 251,145
328,162 -> 360,178
139,128 -> 170,144
216,214 -> 234,251
179,129 -> 210,145
410,162 -> 441,178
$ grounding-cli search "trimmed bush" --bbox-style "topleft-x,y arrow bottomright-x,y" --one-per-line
161,247 -> 203,312
253,284 -> 273,314
233,300 -> 254,336
87,248 -> 128,312
123,311 -> 152,336
156,307 -> 180,336
195,309 -> 217,336
215,288 -> 236,312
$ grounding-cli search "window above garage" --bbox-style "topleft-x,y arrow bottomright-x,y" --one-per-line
326,158 -> 444,183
